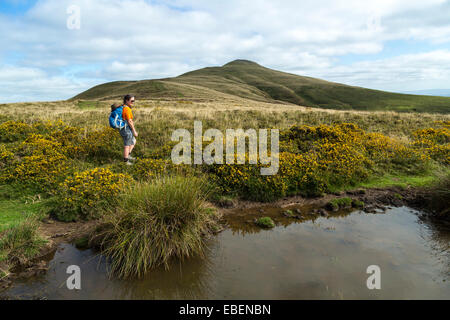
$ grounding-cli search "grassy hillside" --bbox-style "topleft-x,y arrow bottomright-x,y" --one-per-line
72,59 -> 450,114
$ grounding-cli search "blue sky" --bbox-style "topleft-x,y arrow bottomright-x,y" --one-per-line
1,0 -> 450,103
0,0 -> 37,15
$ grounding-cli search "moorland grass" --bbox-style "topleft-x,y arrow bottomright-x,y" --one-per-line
425,170 -> 450,217
97,175 -> 220,279
0,217 -> 47,273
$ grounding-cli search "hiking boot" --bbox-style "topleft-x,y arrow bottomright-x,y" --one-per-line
125,161 -> 133,166
128,155 -> 136,161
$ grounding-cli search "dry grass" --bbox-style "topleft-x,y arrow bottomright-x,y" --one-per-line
1,98 -> 448,140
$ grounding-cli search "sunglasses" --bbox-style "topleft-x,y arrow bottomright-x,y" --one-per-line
130,100 -> 135,103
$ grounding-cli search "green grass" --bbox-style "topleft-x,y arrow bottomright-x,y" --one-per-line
327,166 -> 449,193
97,175 -> 220,279
328,197 -> 353,210
0,184 -> 49,232
77,100 -> 113,110
357,172 -> 442,189
73,59 -> 450,114
426,171 -> 450,216
0,217 -> 47,265
255,217 -> 275,228
0,200 -> 46,232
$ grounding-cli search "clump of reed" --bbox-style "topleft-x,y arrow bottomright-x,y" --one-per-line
427,170 -> 450,217
0,217 -> 47,269
97,175 -> 220,279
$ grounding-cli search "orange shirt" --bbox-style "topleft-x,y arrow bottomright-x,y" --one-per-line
122,106 -> 133,120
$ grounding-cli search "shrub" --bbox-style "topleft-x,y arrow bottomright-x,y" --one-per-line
0,121 -> 35,143
52,168 -> 130,222
8,134 -> 69,189
81,127 -> 122,161
412,126 -> 450,165
208,122 -> 432,201
131,158 -> 192,180
0,144 -> 14,172
97,175 -> 220,278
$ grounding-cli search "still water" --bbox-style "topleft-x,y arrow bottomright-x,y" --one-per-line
2,206 -> 449,299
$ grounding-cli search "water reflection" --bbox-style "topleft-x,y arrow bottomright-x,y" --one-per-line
2,206 -> 449,299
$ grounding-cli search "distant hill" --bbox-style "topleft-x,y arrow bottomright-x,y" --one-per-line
401,89 -> 450,97
72,59 -> 450,113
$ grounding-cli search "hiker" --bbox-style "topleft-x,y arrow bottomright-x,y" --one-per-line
120,95 -> 138,164
109,95 -> 138,165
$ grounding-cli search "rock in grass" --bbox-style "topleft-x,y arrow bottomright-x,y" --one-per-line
352,199 -> 365,208
283,209 -> 294,217
327,197 -> 353,211
283,209 -> 301,219
217,196 -> 234,208
255,217 -> 275,228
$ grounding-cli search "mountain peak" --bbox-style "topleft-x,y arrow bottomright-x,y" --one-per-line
223,59 -> 259,67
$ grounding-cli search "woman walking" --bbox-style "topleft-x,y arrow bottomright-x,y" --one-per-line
119,94 -> 138,165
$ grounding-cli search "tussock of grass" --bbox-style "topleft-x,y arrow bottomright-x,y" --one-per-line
97,175 -> 220,279
328,197 -> 353,210
255,217 -> 275,228
426,171 -> 450,216
0,217 -> 46,267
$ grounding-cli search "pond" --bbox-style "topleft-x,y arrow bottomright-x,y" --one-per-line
2,206 -> 449,299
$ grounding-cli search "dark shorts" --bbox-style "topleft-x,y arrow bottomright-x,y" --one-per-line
119,126 -> 136,146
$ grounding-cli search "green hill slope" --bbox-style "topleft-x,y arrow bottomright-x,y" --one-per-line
72,59 -> 450,113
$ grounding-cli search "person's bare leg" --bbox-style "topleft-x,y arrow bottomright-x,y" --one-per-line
129,143 -> 135,154
123,145 -> 131,159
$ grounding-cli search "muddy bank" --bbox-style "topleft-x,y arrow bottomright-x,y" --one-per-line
218,185 -> 448,220
0,220 -> 98,291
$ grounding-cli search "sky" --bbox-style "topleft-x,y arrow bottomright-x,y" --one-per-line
1,0 -> 450,103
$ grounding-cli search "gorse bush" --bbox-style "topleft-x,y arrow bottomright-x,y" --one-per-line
0,120 -> 122,160
412,122 -> 450,165
209,123 -> 433,201
0,144 -> 14,170
98,175 -> 220,279
131,158 -> 192,180
0,120 -> 35,143
1,134 -> 69,189
52,168 -> 130,222
0,118 -> 445,219
82,127 -> 122,161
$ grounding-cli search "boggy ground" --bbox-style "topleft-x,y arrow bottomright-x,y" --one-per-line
0,220 -> 98,290
0,182 -> 445,293
220,185 -> 438,215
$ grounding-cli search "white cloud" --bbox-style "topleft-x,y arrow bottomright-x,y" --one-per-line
307,50 -> 450,91
0,65 -> 97,103
1,0 -> 450,101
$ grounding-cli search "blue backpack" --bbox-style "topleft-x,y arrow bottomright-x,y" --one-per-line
109,105 -> 127,129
